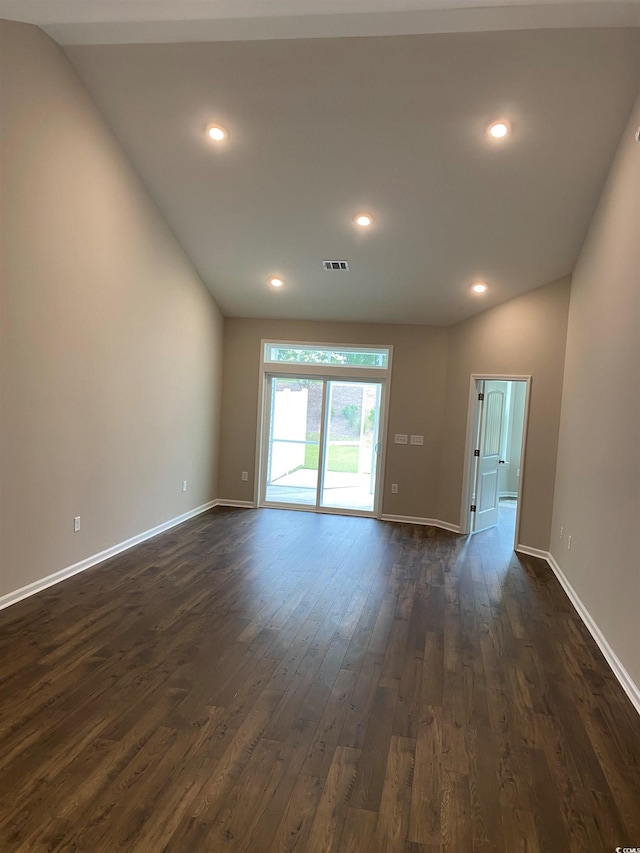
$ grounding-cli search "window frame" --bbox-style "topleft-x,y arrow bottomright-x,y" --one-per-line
261,340 -> 393,379
254,340 -> 393,516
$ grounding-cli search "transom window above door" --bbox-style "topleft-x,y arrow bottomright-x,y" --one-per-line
263,342 -> 390,370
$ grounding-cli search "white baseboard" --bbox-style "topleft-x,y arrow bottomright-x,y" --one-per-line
0,500 -> 217,611
215,499 -> 256,509
380,514 -> 460,533
516,547 -> 640,716
515,544 -> 549,560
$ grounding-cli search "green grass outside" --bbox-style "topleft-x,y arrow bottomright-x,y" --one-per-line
304,443 -> 359,473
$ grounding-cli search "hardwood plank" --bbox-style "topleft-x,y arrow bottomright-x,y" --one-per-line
440,769 -> 472,853
267,773 -> 325,853
501,808 -> 541,853
374,735 -> 415,853
338,653 -> 383,749
579,704 -> 640,839
126,715 -> 235,851
297,636 -> 350,723
350,684 -> 399,810
162,816 -> 216,853
53,724 -> 181,851
466,725 -> 505,853
264,648 -> 324,741
301,667 -> 359,779
241,717 -> 318,852
305,745 -> 360,853
534,711 -> 604,853
528,747 -> 572,853
589,789 -> 632,852
338,807 -> 377,853
189,687 -> 283,820
198,736 -> 283,850
408,705 -> 442,846
421,630 -> 444,707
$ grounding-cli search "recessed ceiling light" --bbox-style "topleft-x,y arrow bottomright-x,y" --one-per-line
488,121 -> 509,139
472,282 -> 488,294
355,213 -> 373,228
207,124 -> 228,142
269,277 -> 283,288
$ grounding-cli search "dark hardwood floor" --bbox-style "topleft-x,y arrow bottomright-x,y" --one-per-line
1,507 -> 638,852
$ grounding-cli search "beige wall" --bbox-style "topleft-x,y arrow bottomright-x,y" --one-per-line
0,21 -> 224,598
220,287 -> 570,550
551,95 -> 640,689
437,277 -> 571,549
219,319 -> 449,518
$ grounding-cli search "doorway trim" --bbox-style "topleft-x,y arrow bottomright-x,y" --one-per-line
459,374 -> 532,547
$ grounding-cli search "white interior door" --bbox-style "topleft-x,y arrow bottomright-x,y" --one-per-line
474,380 -> 507,531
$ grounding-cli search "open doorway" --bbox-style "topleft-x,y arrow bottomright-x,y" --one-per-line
460,375 -> 531,548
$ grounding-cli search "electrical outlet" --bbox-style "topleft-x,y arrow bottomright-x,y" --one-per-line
394,434 -> 408,445
560,526 -> 564,540
568,535 -> 572,551
241,471 -> 249,481
182,480 -> 187,492
391,483 -> 399,494
74,516 -> 81,533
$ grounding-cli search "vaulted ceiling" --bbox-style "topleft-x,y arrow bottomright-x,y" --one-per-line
4,1 -> 639,324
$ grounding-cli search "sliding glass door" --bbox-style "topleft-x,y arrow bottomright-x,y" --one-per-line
320,381 -> 381,512
264,377 -> 323,506
263,376 -> 383,515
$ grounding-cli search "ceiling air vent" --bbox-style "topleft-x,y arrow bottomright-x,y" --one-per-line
322,260 -> 349,271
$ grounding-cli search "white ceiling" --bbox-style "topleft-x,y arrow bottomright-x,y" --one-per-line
2,0 -> 639,42
4,2 -> 640,325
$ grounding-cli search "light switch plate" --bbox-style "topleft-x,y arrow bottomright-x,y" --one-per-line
394,434 -> 408,444
410,435 -> 424,445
